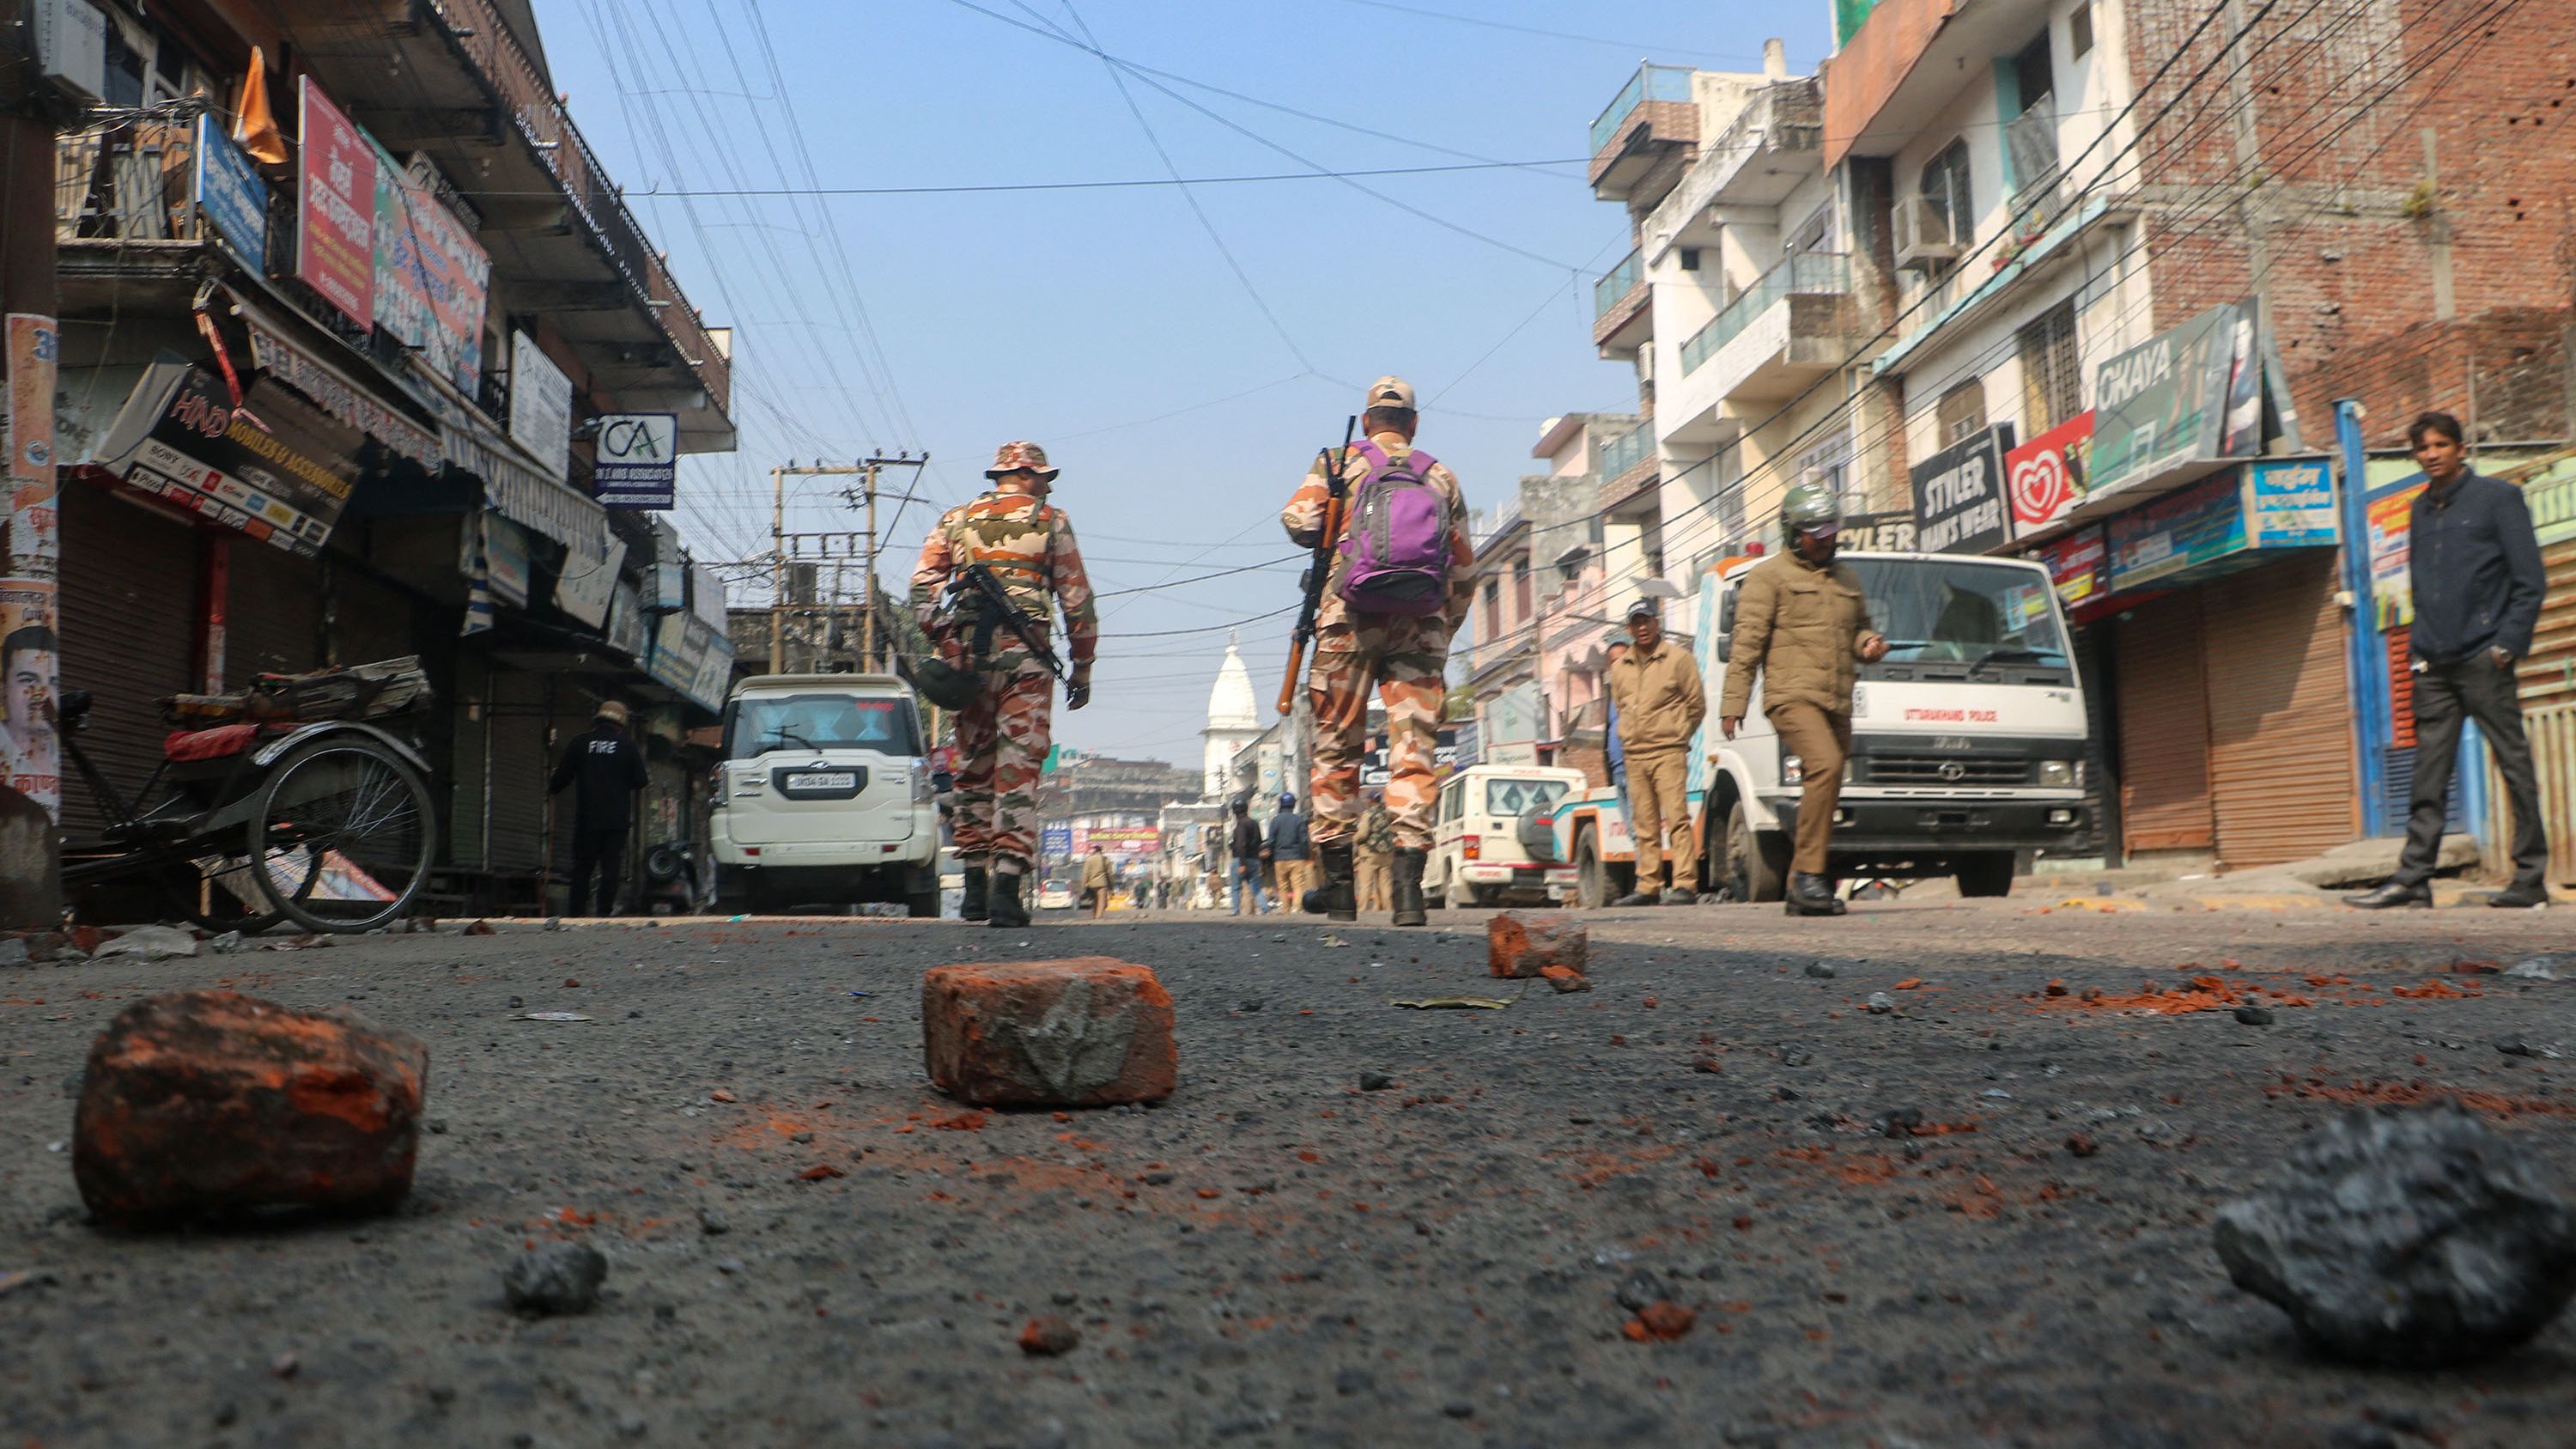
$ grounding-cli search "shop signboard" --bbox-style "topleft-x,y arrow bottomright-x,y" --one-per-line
2107,469 -> 2250,593
607,579 -> 649,660
1084,826 -> 1161,857
2005,411 -> 2093,538
2032,524 -> 2110,617
1911,423 -> 2015,554
371,141 -> 490,395
1040,823 -> 1074,861
191,114 -> 267,271
2087,304 -> 2243,499
592,411 -> 677,509
295,77 -> 374,330
481,514 -> 532,608
1839,511 -> 1917,552
647,610 -> 731,711
2249,459 -> 2336,546
93,363 -> 358,558
553,533 -> 624,630
507,332 -> 574,481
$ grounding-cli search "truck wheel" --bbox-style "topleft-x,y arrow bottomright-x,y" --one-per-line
903,862 -> 941,918
1574,829 -> 1607,910
1725,801 -> 1788,904
1955,852 -> 2016,898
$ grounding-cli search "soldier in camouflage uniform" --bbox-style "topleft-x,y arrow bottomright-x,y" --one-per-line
910,441 -> 1097,928
1281,377 -> 1473,927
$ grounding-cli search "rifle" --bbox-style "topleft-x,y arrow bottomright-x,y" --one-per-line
946,562 -> 1085,706
1277,414 -> 1358,715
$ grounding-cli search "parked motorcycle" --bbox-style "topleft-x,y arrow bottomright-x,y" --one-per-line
641,839 -> 714,915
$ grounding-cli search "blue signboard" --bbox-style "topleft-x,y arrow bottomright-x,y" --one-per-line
2249,459 -> 2336,546
193,114 -> 268,271
2107,470 -> 2246,593
1040,823 -> 1074,861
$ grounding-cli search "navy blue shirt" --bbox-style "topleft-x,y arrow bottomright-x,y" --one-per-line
2407,469 -> 2546,664
1267,810 -> 1312,861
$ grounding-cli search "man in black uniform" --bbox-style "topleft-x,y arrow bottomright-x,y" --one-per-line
550,698 -> 649,916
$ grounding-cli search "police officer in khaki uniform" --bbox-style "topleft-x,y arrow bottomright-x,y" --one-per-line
1605,597 -> 1705,905
1718,484 -> 1888,916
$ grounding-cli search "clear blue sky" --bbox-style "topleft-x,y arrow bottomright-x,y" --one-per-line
532,0 -> 1830,761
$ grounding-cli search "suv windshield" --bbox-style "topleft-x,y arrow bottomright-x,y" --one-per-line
1844,559 -> 2069,666
726,696 -> 920,759
1486,778 -> 1571,816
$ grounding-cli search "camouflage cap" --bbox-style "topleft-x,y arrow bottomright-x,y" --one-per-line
1363,376 -> 1417,413
984,441 -> 1060,480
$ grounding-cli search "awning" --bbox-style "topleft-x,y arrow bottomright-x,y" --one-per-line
226,293 -> 440,472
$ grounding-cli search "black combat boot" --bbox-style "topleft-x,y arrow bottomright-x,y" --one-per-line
1391,848 -> 1428,928
1784,872 -> 1844,917
987,868 -> 1030,928
960,866 -> 989,922
1303,842 -> 1358,922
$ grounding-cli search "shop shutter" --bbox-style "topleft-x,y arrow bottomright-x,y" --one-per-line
484,667 -> 560,880
225,542 -> 324,687
2077,626 -> 2119,861
2513,530 -> 2576,883
2114,593 -> 2213,853
2202,553 -> 2357,868
58,489 -> 197,843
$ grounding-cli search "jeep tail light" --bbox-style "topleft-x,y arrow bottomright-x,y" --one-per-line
1462,836 -> 1481,861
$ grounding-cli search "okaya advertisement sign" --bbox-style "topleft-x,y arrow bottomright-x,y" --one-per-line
1911,423 -> 2015,554
2087,302 -> 2259,499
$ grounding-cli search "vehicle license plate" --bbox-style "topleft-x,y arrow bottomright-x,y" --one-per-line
787,771 -> 856,790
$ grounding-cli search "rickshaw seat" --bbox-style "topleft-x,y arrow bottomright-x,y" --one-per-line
163,724 -> 264,763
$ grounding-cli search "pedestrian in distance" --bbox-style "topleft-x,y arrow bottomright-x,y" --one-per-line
1718,484 -> 1891,917
1606,598 -> 1706,906
1280,377 -> 1474,926
549,698 -> 648,917
2347,411 -> 2555,910
1081,844 -> 1114,919
1227,796 -> 1267,915
1267,792 -> 1314,910
1353,789 -> 1396,914
909,441 -> 1098,929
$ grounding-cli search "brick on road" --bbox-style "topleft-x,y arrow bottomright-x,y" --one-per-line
920,958 -> 1176,1107
73,990 -> 430,1227
1488,912 -> 1588,978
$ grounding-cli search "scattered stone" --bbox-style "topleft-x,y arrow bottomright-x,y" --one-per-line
73,991 -> 429,1227
1802,962 -> 1837,979
463,920 -> 497,936
2496,1039 -> 2534,1057
1487,913 -> 1588,979
1540,965 -> 1591,993
2234,1006 -> 2275,1026
1613,1271 -> 1661,1312
1877,1107 -> 1923,1140
1332,1367 -> 1373,1397
1017,1314 -> 1080,1355
2214,1106 -> 2576,1367
1624,1302 -> 1696,1341
1441,1401 -> 1473,1419
269,1351 -> 299,1379
543,917 -> 567,933
1781,1047 -> 1815,1067
503,1241 -> 608,1318
1865,992 -> 1896,1014
921,958 -> 1176,1107
205,931 -> 244,955
0,936 -> 32,967
2506,957 -> 2565,982
698,1207 -> 730,1236
94,925 -> 198,962
2065,1133 -> 2099,1158
1358,1071 -> 1394,1092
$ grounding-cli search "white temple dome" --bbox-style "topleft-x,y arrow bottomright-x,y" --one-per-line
1206,636 -> 1258,732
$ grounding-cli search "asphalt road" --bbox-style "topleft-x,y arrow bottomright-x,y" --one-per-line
4,894 -> 2574,1448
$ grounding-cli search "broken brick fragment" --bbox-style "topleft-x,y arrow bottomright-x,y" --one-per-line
1540,965 -> 1592,994
921,958 -> 1176,1107
1625,1301 -> 1695,1341
73,990 -> 428,1227
1018,1314 -> 1080,1355
1487,913 -> 1589,978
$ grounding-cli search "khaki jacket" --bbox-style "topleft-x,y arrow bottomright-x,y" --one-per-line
1719,552 -> 1881,718
1080,855 -> 1114,890
1607,641 -> 1705,755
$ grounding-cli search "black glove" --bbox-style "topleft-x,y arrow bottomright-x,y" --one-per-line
1066,673 -> 1092,711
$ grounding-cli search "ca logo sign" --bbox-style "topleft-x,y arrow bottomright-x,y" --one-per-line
601,416 -> 673,460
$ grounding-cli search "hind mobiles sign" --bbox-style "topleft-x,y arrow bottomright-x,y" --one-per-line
2006,411 -> 2094,538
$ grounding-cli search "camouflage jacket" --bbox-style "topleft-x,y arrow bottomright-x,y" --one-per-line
909,489 -> 1099,666
1280,432 -> 1473,635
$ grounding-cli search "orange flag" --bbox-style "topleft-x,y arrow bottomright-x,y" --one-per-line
234,46 -> 287,166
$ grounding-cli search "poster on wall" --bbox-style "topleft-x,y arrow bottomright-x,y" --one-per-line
1,313 -> 59,822
2366,483 -> 2424,629
1911,423 -> 2015,554
508,332 -> 574,481
8,314 -> 61,573
295,77 -> 375,329
0,579 -> 59,820
2004,411 -> 2093,538
2087,303 -> 2242,499
371,141 -> 490,394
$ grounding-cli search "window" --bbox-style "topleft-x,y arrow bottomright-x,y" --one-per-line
1486,777 -> 1572,817
1921,139 -> 1975,247
1797,434 -> 1852,502
1511,557 -> 1533,621
2017,301 -> 2082,433
1788,202 -> 1834,255
2012,33 -> 2054,114
1481,580 -> 1500,638
2069,3 -> 2093,58
1935,381 -> 1990,447
726,695 -> 920,758
1680,247 -> 1702,271
1844,558 -> 2069,665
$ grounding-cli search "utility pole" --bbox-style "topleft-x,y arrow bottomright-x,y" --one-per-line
769,466 -> 786,673
768,456 -> 928,674
841,454 -> 928,673
2,3 -> 66,927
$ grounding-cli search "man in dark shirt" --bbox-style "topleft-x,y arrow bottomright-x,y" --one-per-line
1227,798 -> 1267,915
2348,411 -> 2553,910
550,699 -> 650,916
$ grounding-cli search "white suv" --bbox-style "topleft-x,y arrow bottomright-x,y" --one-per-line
1422,765 -> 1588,910
709,673 -> 940,916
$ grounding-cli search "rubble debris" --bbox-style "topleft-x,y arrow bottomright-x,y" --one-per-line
1018,1314 -> 1080,1355
921,958 -> 1176,1107
503,1242 -> 608,1318
1487,913 -> 1588,979
1541,965 -> 1591,994
94,925 -> 198,962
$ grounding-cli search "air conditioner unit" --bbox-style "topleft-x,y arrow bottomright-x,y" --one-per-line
32,0 -> 108,102
1892,193 -> 1962,272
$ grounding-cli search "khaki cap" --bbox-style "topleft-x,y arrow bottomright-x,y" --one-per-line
1363,376 -> 1417,412
596,699 -> 631,725
984,441 -> 1060,480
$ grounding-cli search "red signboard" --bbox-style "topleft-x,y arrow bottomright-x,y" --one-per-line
2005,410 -> 2094,537
2031,524 -> 2112,623
295,77 -> 375,329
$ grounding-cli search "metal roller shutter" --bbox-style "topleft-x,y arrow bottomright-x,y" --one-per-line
2512,530 -> 2576,884
2115,594 -> 2214,854
484,667 -> 560,879
2202,553 -> 2356,868
58,489 -> 197,843
225,542 -> 324,687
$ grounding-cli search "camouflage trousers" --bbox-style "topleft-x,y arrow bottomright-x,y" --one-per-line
953,658 -> 1054,869
1308,621 -> 1446,850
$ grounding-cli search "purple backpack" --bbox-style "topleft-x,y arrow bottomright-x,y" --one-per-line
1337,440 -> 1452,616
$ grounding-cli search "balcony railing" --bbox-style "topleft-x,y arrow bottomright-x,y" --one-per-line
1591,64 -> 1695,153
1597,421 -> 1655,481
430,0 -> 732,415
1680,253 -> 1850,374
1593,249 -> 1644,320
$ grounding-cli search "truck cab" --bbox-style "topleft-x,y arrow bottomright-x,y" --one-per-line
1532,551 -> 2092,904
709,673 -> 941,915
